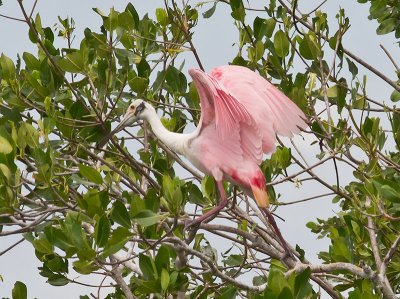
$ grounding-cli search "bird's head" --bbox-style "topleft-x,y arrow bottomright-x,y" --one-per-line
98,99 -> 151,147
114,99 -> 150,132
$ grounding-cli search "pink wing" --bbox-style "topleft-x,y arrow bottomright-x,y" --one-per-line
210,65 -> 307,153
189,68 -> 263,164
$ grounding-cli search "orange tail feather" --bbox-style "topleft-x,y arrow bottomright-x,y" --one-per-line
251,184 -> 269,208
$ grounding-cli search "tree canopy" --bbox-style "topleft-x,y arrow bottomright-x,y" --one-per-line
0,0 -> 400,298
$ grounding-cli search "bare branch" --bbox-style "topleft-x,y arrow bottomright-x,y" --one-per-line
110,257 -> 137,299
0,238 -> 25,256
380,44 -> 400,73
0,13 -> 26,22
380,234 -> 400,277
365,197 -> 383,270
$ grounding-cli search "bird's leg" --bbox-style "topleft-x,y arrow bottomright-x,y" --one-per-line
261,207 -> 294,259
185,180 -> 228,229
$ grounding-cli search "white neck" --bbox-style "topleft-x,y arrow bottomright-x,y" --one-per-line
143,107 -> 193,155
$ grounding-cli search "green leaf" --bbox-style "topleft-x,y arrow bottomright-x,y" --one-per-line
201,175 -> 215,200
34,13 -> 43,36
155,245 -> 170,272
390,90 -> 400,102
326,84 -> 347,113
0,163 -> 12,182
217,286 -> 237,299
44,226 -> 74,251
130,194 -> 146,216
253,275 -> 267,286
57,51 -> 84,73
128,76 -> 149,94
33,237 -> 54,254
0,54 -> 16,80
156,8 -> 169,26
253,17 -> 276,40
47,274 -> 69,286
379,185 -> 400,203
137,58 -> 150,78
139,253 -> 157,280
23,52 -> 40,70
92,11 -> 106,21
224,254 -> 244,266
125,3 -> 140,29
133,210 -> 169,227
230,0 -> 245,21
79,189 -> 109,217
62,213 -> 92,253
94,215 -> 111,247
277,287 -> 294,299
115,48 -> 141,65
45,256 -> 68,273
44,26 -> 54,42
295,244 -> 306,261
248,40 -> 265,62
162,175 -> 183,215
118,11 -> 134,31
0,136 -> 13,154
103,8 -> 119,31
187,182 -> 209,206
299,33 -> 321,60
165,66 -> 187,94
327,85 -> 339,97
161,268 -> 170,291
73,260 -> 98,275
102,227 -> 131,257
12,281 -> 27,299
44,39 -> 59,56
294,267 -> 312,298
28,27 -> 38,43
377,17 -> 396,35
18,122 -> 39,152
111,200 -> 131,228
229,0 -> 242,10
331,236 -> 352,262
267,267 -> 291,295
152,70 -> 167,94
273,30 -> 289,58
203,2 -> 217,19
78,164 -> 103,184
346,58 -> 358,80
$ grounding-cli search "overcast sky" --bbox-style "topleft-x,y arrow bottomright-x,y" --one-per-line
0,0 -> 399,298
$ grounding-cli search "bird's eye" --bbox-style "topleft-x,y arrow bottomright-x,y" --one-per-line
130,105 -> 135,110
135,102 -> 145,115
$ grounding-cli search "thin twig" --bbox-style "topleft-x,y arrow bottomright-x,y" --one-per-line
380,44 -> 400,73
0,238 -> 25,256
0,14 -> 26,22
380,234 -> 400,277
29,0 -> 39,19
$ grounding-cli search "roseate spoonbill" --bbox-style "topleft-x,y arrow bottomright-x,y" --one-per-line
102,65 -> 307,253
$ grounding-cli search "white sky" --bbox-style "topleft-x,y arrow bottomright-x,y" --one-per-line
0,0 -> 399,298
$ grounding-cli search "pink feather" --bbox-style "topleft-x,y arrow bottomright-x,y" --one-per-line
187,66 -> 307,208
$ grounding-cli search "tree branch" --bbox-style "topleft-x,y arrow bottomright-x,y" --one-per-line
365,197 -> 383,271
110,257 -> 136,299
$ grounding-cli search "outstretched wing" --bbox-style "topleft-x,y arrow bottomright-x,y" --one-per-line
189,68 -> 263,164
210,65 -> 307,153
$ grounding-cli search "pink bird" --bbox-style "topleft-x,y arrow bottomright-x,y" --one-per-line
103,65 -> 306,252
